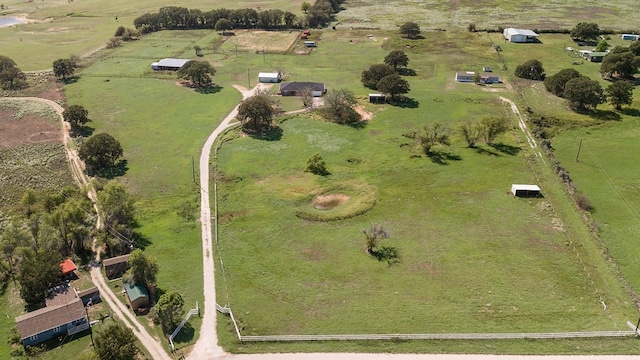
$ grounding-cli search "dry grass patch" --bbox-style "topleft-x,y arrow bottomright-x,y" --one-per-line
226,30 -> 299,53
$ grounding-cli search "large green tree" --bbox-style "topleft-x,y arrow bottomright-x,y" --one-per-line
63,104 -> 91,131
399,21 -> 420,39
514,59 -> 545,80
0,55 -> 26,90
320,88 -> 360,124
361,64 -> 395,89
18,249 -> 62,308
237,94 -> 275,133
564,76 -> 605,111
156,291 -> 185,332
93,322 -> 139,360
97,181 -> 136,255
78,133 -> 123,173
214,18 -> 233,33
124,249 -> 159,289
570,22 -> 600,42
605,81 -> 634,110
480,116 -> 510,144
376,73 -> 410,100
544,68 -> 581,97
600,51 -> 640,79
383,50 -> 409,70
53,58 -> 75,80
177,60 -> 216,88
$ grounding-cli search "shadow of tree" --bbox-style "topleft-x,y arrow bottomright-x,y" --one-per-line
622,108 -> 640,117
248,125 -> 283,141
428,150 -> 462,165
390,97 -> 419,108
93,159 -> 128,179
474,146 -> 500,157
62,76 -> 80,85
195,84 -> 223,94
398,68 -> 417,76
172,322 -> 196,344
489,143 -> 521,155
588,109 -> 621,121
72,125 -> 94,138
132,231 -> 152,250
349,120 -> 368,129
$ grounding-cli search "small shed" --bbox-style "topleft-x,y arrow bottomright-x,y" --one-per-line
77,287 -> 100,306
103,254 -> 130,279
584,52 -> 607,62
511,184 -> 542,197
369,93 -> 386,104
503,28 -> 539,43
304,41 -> 316,47
455,72 -> 475,82
150,58 -> 191,71
123,282 -> 149,312
621,34 -> 640,41
60,259 -> 77,276
279,82 -> 326,97
258,72 -> 281,83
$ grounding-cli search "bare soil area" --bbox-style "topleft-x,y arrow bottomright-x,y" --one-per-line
0,109 -> 61,149
312,193 -> 350,210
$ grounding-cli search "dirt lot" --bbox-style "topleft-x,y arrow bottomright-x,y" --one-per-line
0,108 -> 61,149
231,30 -> 299,52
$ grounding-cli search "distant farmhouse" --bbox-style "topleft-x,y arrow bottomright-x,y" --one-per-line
151,58 -> 191,71
455,72 -> 476,82
279,82 -> 326,97
503,28 -> 539,43
455,72 -> 500,84
583,51 -> 608,62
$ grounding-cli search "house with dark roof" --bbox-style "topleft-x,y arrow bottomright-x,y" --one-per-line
124,282 -> 149,312
278,82 -> 326,97
583,51 -> 607,62
103,254 -> 130,279
15,298 -> 88,347
150,58 -> 191,71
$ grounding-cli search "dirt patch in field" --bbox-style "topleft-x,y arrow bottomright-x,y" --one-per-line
418,262 -> 441,275
0,110 -> 61,149
231,30 -> 299,52
311,194 -> 350,210
355,105 -> 373,121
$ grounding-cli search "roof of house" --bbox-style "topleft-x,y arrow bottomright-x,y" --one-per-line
123,282 -> 149,302
15,298 -> 86,340
258,72 -> 279,78
153,58 -> 191,68
586,52 -> 608,57
76,286 -> 99,299
45,285 -> 78,307
279,82 -> 325,92
511,184 -> 541,191
103,254 -> 130,268
60,259 -> 77,275
505,28 -> 538,37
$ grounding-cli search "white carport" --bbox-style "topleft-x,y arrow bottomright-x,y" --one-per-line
511,184 -> 541,197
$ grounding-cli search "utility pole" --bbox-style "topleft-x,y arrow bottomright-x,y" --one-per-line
85,305 -> 94,346
575,138 -> 583,162
263,48 -> 265,63
192,156 -> 197,185
247,68 -> 250,88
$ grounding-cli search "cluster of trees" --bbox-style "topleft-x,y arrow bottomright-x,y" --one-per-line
0,55 -> 27,90
361,50 -> 411,101
123,249 -> 158,290
545,68 -> 634,111
107,26 -> 139,48
600,42 -> 640,79
0,187 -> 94,307
133,0 -> 344,34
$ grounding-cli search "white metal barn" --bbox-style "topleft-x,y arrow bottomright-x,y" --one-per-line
150,58 -> 190,71
511,184 -> 542,197
258,72 -> 281,83
503,28 -> 539,43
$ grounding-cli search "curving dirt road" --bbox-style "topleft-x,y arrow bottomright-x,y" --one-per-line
187,83 -> 271,360
5,97 -> 171,360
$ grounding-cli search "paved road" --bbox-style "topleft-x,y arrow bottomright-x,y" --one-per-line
188,83 -> 271,360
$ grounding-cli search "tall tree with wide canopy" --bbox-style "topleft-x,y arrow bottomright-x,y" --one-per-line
399,21 -> 420,39
63,104 -> 91,131
177,60 -> 216,88
361,64 -> 395,89
605,81 -> 634,110
0,55 -> 26,90
600,51 -> 640,79
79,133 -> 123,173
320,88 -> 360,124
124,249 -> 159,289
18,249 -> 62,308
97,181 -> 136,255
376,73 -> 410,100
564,76 -> 605,111
570,22 -> 600,42
383,50 -> 409,70
53,58 -> 75,80
514,59 -> 545,80
237,94 -> 275,133
156,291 -> 185,332
544,68 -> 581,97
93,322 -> 139,360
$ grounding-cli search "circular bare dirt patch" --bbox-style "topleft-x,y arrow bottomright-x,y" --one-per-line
311,194 -> 350,210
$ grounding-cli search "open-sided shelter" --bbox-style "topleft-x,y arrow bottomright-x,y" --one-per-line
511,184 -> 542,197
103,254 -> 130,279
150,58 -> 190,71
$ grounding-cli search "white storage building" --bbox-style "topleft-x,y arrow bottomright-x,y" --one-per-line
511,184 -> 542,197
503,28 -> 539,43
258,72 -> 281,83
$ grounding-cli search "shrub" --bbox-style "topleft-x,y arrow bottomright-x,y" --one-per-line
576,193 -> 593,212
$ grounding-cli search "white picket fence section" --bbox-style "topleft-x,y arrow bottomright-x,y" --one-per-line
215,303 -> 639,343
169,302 -> 199,352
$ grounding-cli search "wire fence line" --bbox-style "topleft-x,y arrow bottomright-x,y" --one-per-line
214,304 -> 637,343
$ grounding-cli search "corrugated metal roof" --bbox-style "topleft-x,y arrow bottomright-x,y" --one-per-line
155,58 -> 191,68
123,282 -> 149,302
103,254 -> 130,267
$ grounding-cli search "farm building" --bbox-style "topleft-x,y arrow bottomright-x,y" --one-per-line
511,184 -> 542,197
124,282 -> 149,312
279,82 -> 326,97
103,254 -> 130,279
150,58 -> 191,71
304,41 -> 316,47
15,298 -> 89,347
583,51 -> 607,62
480,74 -> 500,84
369,93 -> 386,103
258,72 -> 281,83
455,72 -> 475,82
621,34 -> 640,41
60,259 -> 77,277
77,287 -> 100,306
503,28 -> 539,43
